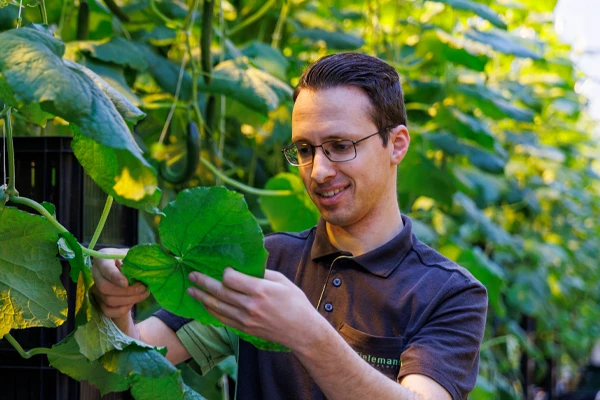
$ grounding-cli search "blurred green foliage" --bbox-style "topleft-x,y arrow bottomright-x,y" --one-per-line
1,0 -> 598,397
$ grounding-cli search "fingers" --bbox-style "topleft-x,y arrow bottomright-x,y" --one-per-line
188,271 -> 248,306
187,286 -> 242,321
219,267 -> 270,294
91,285 -> 150,307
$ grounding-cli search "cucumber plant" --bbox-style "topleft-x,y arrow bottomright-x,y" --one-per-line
0,25 -> 285,399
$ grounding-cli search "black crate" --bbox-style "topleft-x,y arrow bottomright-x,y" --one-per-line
0,136 -> 138,399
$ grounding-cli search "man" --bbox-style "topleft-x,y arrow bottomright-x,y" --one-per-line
92,52 -> 488,400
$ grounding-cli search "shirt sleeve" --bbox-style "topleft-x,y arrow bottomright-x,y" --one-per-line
153,309 -> 239,375
397,277 -> 488,400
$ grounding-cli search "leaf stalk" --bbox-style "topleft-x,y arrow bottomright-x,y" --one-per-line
88,195 -> 113,250
3,107 -> 19,197
3,333 -> 83,360
200,157 -> 293,197
8,195 -> 125,260
228,0 -> 278,36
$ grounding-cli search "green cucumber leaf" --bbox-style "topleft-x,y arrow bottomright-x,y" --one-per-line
437,107 -> 495,149
241,41 -> 290,81
0,207 -> 67,336
48,333 -> 130,396
83,58 -> 141,106
433,0 -> 507,29
41,201 -> 56,217
75,301 -> 156,361
425,132 -> 506,174
121,187 -> 284,351
453,83 -> 535,122
465,28 -> 543,60
135,43 -> 193,102
397,150 -> 458,206
0,28 -> 160,212
69,37 -> 148,71
416,30 -> 490,72
454,192 -> 514,247
0,185 -> 7,207
57,231 -> 93,288
259,173 -> 320,232
457,247 -> 506,317
197,60 -> 293,115
56,231 -> 94,326
49,331 -> 203,399
293,28 -> 364,50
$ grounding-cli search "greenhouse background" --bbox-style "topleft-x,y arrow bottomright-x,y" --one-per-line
0,0 -> 599,399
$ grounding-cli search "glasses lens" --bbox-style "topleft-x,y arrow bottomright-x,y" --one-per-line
322,140 -> 356,162
283,145 -> 300,165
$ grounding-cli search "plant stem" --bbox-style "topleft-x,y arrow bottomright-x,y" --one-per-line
3,333 -> 83,360
81,247 -> 126,260
480,335 -> 510,351
228,0 -> 278,36
200,156 -> 293,196
150,0 -> 181,28
9,195 -> 68,232
271,0 -> 290,48
38,0 -> 48,25
8,195 -> 125,259
185,0 -> 205,129
88,195 -> 113,250
3,108 -> 19,197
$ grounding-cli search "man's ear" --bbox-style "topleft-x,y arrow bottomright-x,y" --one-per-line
389,125 -> 410,166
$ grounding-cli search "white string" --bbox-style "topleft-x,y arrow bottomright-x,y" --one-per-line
2,120 -> 6,188
16,0 -> 23,28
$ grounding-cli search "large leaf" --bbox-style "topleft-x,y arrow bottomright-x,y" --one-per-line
82,58 -> 141,106
259,173 -> 320,232
68,37 -> 148,71
425,132 -> 505,174
48,334 -> 130,395
121,187 -> 282,351
457,247 -> 506,317
415,30 -> 490,72
433,0 -> 507,29
135,43 -> 193,102
49,331 -> 203,399
75,301 -> 155,361
437,107 -> 495,149
0,207 -> 67,336
465,28 -> 543,60
197,60 -> 293,115
241,41 -> 290,81
293,28 -> 364,50
397,150 -> 458,206
454,192 -> 514,247
453,83 -> 535,122
0,28 -> 160,212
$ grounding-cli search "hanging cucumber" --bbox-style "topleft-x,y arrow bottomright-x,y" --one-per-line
159,122 -> 201,185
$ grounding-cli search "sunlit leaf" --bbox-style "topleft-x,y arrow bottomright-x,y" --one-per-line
0,207 -> 67,336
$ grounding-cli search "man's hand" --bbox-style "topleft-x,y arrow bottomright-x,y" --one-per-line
187,268 -> 321,351
91,248 -> 150,337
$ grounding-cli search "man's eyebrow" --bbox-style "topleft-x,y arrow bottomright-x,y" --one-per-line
293,132 -> 356,143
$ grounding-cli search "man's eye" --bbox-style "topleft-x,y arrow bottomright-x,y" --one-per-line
331,141 -> 352,152
297,146 -> 312,156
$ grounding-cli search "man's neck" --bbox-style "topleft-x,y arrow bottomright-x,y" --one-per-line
325,209 -> 404,257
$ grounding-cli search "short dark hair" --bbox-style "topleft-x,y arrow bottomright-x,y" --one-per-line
293,52 -> 407,146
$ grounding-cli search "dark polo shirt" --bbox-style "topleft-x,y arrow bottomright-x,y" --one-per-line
156,215 -> 488,400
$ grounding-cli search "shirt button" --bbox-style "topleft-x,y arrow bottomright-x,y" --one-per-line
324,303 -> 333,312
332,278 -> 342,287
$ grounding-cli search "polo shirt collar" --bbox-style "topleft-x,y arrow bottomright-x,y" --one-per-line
310,215 -> 414,278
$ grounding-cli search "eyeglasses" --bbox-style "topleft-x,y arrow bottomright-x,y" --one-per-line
282,128 -> 389,167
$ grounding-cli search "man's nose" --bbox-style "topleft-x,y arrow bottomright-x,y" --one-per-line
311,148 -> 336,183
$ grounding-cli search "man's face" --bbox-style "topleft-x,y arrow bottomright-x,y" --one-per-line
291,86 -> 398,228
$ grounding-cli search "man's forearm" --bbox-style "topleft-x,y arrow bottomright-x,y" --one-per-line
291,317 -> 421,400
